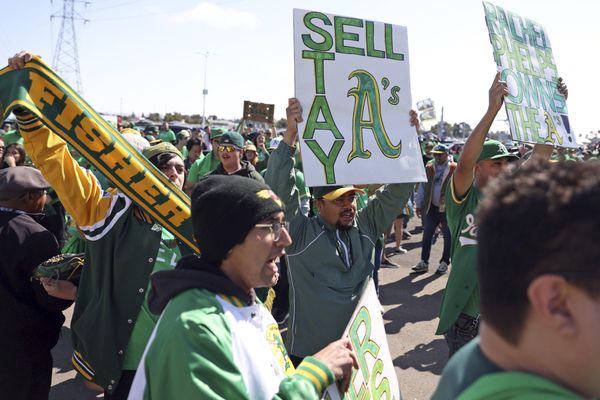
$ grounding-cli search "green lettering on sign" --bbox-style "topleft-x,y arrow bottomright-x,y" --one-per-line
385,24 -> 404,61
334,16 -> 365,56
303,95 -> 344,184
302,51 -> 335,94
365,21 -> 385,59
347,70 -> 402,162
349,307 -> 380,385
302,12 -> 333,52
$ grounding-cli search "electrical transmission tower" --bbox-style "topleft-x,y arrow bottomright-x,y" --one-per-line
51,0 -> 89,93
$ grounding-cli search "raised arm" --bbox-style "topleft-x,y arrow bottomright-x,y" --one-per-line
9,51 -> 123,229
453,72 -> 507,198
264,98 -> 304,229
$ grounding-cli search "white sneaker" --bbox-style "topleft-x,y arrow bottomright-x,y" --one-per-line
412,260 -> 429,273
437,261 -> 449,274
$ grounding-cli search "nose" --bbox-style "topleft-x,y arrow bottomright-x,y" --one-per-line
162,165 -> 178,181
277,225 -> 293,247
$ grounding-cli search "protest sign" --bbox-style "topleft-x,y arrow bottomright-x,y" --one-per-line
482,2 -> 575,148
243,100 -> 275,123
293,9 -> 426,186
417,98 -> 436,121
0,57 -> 197,253
324,279 -> 400,400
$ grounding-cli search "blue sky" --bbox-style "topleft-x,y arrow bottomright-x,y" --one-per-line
5,0 -> 600,136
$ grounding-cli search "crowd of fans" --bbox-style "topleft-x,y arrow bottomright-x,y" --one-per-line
1,52 -> 599,400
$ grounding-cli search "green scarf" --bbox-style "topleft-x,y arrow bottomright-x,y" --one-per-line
459,371 -> 583,400
0,57 -> 197,253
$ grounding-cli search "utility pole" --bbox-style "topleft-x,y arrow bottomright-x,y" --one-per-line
201,51 -> 210,126
51,0 -> 89,94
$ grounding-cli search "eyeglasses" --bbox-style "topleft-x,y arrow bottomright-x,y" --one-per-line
327,194 -> 357,206
255,221 -> 290,242
218,145 -> 239,153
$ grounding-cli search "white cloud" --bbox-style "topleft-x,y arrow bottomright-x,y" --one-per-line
172,2 -> 260,28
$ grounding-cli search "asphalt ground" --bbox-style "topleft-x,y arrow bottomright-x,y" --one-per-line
50,217 -> 450,399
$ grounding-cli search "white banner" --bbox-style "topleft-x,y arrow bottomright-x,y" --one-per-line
324,280 -> 400,400
293,9 -> 426,187
482,2 -> 575,148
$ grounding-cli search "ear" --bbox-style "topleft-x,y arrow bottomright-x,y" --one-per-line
315,198 -> 324,214
527,275 -> 578,338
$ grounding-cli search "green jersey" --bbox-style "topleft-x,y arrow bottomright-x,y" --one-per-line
437,176 -> 481,334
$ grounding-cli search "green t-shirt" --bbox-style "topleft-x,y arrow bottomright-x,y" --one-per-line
187,152 -> 221,184
2,130 -> 23,145
437,176 -> 481,334
158,129 -> 176,143
122,228 -> 181,369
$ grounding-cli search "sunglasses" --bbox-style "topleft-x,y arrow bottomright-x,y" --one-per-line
218,145 -> 240,153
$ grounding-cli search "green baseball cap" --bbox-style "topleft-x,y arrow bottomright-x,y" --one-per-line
142,141 -> 183,161
478,140 -> 519,162
219,131 -> 245,149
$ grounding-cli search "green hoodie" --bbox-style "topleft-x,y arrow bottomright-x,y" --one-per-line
433,338 -> 583,400
459,371 -> 582,400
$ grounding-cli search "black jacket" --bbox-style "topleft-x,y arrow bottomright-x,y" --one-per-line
0,209 -> 72,356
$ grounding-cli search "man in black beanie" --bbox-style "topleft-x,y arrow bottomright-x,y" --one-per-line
129,175 -> 358,399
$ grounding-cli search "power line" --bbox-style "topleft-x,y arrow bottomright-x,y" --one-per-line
51,0 -> 89,94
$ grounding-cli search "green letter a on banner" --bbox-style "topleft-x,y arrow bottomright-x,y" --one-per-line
347,69 -> 402,162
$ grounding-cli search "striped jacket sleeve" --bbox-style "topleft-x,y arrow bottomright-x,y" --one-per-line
17,112 -> 131,239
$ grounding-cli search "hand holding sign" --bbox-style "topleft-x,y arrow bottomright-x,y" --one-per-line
283,97 -> 303,146
313,337 -> 358,394
488,72 -> 509,114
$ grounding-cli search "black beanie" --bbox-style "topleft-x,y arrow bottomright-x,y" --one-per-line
191,175 -> 285,266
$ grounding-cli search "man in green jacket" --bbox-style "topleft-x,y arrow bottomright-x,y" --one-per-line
129,175 -> 357,399
436,73 -> 567,356
265,98 -> 418,362
433,160 -> 600,400
9,51 -> 190,398
185,129 -> 224,191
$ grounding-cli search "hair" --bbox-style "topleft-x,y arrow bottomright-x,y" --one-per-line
477,159 -> 600,345
185,137 -> 203,152
147,152 -> 187,183
3,143 -> 26,166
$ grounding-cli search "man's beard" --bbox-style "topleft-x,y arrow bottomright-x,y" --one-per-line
336,220 -> 353,231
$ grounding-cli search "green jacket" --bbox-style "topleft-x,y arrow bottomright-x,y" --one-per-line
209,159 -> 265,183
129,256 -> 334,399
18,114 -> 186,393
265,141 -> 414,357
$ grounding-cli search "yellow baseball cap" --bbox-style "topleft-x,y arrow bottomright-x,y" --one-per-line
312,185 -> 365,200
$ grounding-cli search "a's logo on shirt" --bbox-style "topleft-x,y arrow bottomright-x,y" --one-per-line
266,324 -> 295,375
459,213 -> 477,247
